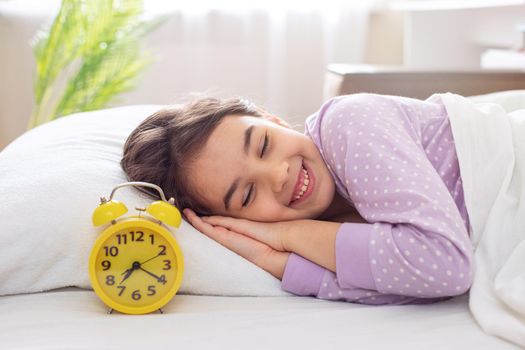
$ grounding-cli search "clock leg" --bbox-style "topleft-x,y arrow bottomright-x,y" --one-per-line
107,308 -> 114,314
158,308 -> 164,314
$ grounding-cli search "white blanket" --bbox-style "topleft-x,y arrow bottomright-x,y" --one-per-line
431,93 -> 525,348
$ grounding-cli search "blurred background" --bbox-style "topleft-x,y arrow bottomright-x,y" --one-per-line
1,0 -> 524,150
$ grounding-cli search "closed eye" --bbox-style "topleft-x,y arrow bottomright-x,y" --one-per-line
260,132 -> 269,158
242,184 -> 253,207
243,131 -> 268,208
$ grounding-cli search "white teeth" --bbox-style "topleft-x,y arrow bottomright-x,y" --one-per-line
292,165 -> 310,203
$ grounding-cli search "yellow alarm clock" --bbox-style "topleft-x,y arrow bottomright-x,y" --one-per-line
89,181 -> 184,314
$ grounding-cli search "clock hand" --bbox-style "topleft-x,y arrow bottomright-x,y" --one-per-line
119,262 -> 141,285
119,268 -> 134,285
139,266 -> 164,282
140,252 -> 162,265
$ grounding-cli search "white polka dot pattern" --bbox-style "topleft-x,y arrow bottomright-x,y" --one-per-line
281,94 -> 475,305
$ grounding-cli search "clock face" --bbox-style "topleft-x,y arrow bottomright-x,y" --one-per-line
91,221 -> 182,313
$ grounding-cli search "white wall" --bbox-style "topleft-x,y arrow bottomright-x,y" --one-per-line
401,2 -> 525,69
0,1 -> 371,150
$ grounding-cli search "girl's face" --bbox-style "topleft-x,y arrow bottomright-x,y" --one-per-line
188,115 -> 336,222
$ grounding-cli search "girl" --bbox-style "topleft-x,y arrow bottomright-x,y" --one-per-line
121,93 -> 474,305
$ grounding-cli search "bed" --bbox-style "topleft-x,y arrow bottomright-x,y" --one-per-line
0,289 -> 518,349
1,71 -> 525,350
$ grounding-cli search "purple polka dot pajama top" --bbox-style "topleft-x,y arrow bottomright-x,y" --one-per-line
281,93 -> 475,305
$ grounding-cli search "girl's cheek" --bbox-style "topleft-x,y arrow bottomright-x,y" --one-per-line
255,203 -> 285,222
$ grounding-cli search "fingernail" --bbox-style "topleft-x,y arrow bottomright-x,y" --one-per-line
183,209 -> 192,218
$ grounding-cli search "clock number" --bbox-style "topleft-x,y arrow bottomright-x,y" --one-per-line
147,285 -> 156,296
158,245 -> 167,255
104,246 -> 118,257
149,234 -> 155,245
116,234 -> 127,245
162,259 -> 171,270
129,230 -> 144,242
132,290 -> 142,300
117,285 -> 126,296
106,275 -> 115,286
158,275 -> 167,285
101,260 -> 111,271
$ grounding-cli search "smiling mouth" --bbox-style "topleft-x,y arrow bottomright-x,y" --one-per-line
289,162 -> 311,206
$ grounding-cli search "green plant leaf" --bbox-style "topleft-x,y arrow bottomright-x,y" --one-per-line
29,0 -> 165,128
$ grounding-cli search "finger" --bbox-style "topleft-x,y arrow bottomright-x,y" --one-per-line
182,208 -> 196,221
202,215 -> 285,251
183,209 -> 219,237
184,209 -> 285,277
184,209 -> 271,263
201,215 -> 248,231
201,215 -> 265,242
184,208 -> 212,231
185,210 -> 254,238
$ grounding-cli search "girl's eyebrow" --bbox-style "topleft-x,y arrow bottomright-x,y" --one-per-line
224,125 -> 255,211
243,125 -> 255,155
223,178 -> 239,211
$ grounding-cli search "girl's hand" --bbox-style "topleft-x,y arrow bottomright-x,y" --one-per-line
183,208 -> 290,280
200,212 -> 289,252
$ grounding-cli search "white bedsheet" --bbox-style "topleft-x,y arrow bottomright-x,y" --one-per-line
0,288 -> 519,350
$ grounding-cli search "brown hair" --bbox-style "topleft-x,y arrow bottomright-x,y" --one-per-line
120,96 -> 266,216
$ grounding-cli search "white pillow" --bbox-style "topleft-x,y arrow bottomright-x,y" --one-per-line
0,105 -> 288,297
467,89 -> 525,113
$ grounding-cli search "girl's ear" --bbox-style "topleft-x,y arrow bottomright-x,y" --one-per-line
264,114 -> 292,128
254,106 -> 292,128
259,108 -> 292,129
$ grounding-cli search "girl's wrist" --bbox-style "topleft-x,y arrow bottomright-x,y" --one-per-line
280,219 -> 309,252
274,251 -> 292,280
278,219 -> 340,272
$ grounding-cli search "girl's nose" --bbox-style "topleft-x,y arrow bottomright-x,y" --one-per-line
270,160 -> 290,193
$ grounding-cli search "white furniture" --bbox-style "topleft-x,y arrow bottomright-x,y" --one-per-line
323,64 -> 525,100
390,0 -> 525,69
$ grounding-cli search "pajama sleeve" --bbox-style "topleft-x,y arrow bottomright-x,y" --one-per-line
281,93 -> 475,302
